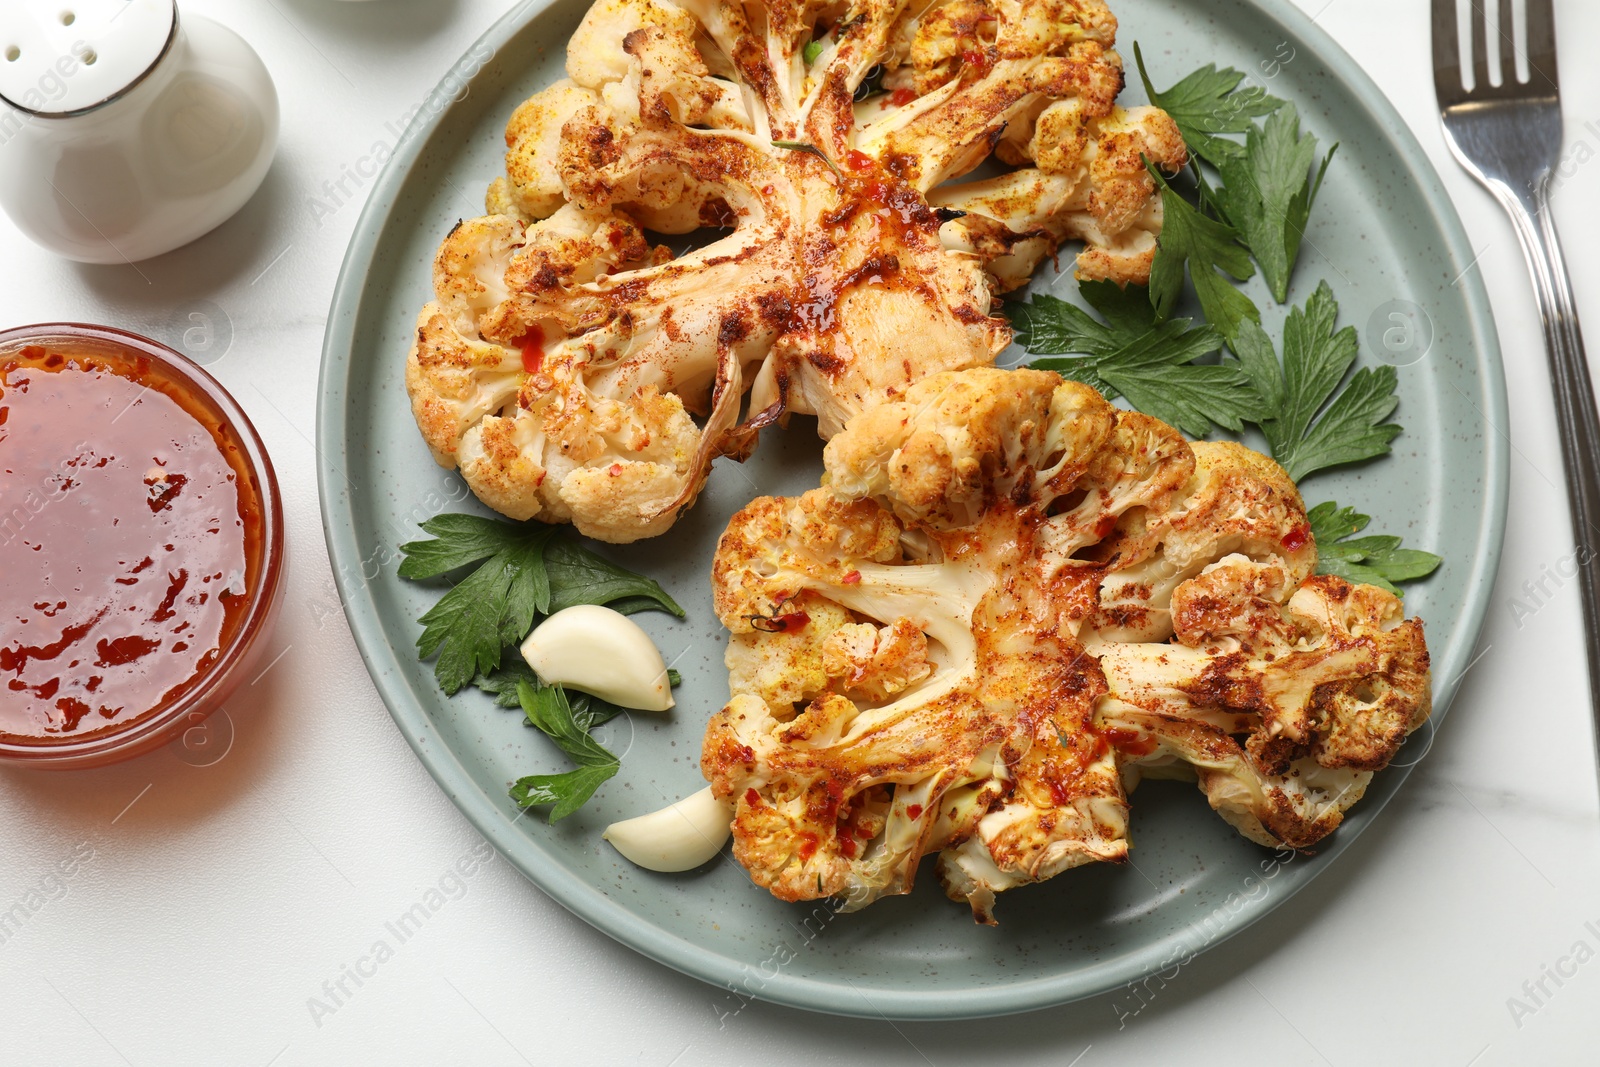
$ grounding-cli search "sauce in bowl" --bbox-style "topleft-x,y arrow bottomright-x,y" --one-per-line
0,325 -> 282,767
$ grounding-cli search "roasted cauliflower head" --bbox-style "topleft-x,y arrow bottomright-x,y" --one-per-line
407,0 -> 1186,542
699,367 -> 1431,922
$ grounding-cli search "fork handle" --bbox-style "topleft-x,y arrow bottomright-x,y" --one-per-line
1501,184 -> 1600,712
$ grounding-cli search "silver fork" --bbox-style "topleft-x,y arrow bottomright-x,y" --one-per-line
1433,0 -> 1600,739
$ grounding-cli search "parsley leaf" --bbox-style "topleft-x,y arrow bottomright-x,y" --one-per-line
510,765 -> 619,822
510,681 -> 620,821
400,514 -> 683,694
1215,103 -> 1336,303
500,535 -> 555,646
1134,44 -> 1285,168
1146,165 -> 1261,340
396,514 -> 527,579
1013,281 -> 1266,437
544,538 -> 685,617
519,680 -> 616,766
1307,501 -> 1441,596
474,661 -> 679,729
473,659 -> 540,708
1097,362 -> 1265,439
412,546 -> 541,696
1231,282 -> 1401,481
1010,281 -> 1178,356
404,522 -> 554,695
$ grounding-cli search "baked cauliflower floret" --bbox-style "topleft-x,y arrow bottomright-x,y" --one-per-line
406,206 -> 709,541
701,367 -> 1432,921
487,80 -> 603,221
821,619 -> 934,702
408,0 -> 1185,540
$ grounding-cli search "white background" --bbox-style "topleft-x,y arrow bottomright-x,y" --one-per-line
2,0 -> 1598,1063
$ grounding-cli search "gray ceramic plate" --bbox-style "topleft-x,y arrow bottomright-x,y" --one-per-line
318,0 -> 1509,1019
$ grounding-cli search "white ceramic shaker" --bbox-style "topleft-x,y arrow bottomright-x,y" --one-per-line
0,0 -> 278,263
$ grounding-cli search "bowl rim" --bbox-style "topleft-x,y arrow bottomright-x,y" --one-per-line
0,321 -> 286,768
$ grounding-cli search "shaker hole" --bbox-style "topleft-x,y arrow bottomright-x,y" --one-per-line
61,12 -> 76,26
4,46 -> 19,63
81,49 -> 97,65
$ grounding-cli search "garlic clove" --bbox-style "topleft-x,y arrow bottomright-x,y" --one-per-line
603,787 -> 733,872
519,604 -> 674,711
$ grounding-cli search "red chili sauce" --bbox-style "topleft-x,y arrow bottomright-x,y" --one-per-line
0,344 -> 262,744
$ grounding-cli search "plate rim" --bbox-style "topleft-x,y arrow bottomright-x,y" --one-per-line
316,0 -> 1510,1020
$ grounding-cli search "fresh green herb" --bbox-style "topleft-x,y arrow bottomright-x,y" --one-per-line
1214,103 -> 1336,303
1307,501 -> 1442,596
772,139 -> 841,176
1231,282 -> 1400,481
402,518 -> 556,696
1014,281 -> 1265,437
510,681 -> 620,821
400,514 -> 683,695
1016,53 -> 1437,589
473,658 -> 541,708
473,660 -> 628,727
803,39 -> 824,64
542,537 -> 684,617
1020,62 -> 1406,483
1134,44 -> 1285,168
473,660 -> 680,724
393,512 -> 535,576
1010,276 -> 1174,353
1146,163 -> 1261,341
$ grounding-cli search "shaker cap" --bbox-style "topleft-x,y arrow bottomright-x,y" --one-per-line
0,0 -> 176,116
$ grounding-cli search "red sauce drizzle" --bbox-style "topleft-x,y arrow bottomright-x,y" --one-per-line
745,787 -> 761,807
770,611 -> 809,633
906,803 -> 923,820
751,592 -> 813,633
841,570 -> 862,585
0,346 -> 260,743
1103,726 -> 1158,757
797,832 -> 820,863
845,149 -> 875,172
1282,523 -> 1310,551
889,88 -> 917,107
838,836 -> 858,859
819,779 -> 844,823
516,325 -> 546,374
961,46 -> 994,76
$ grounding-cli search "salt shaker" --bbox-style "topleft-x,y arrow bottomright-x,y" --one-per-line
0,0 -> 278,263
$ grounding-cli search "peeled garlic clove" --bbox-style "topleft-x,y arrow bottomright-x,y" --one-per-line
603,787 -> 733,872
519,604 -> 674,711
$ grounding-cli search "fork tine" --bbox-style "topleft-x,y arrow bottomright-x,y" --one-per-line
1431,0 -> 1464,101
1496,0 -> 1516,84
1524,0 -> 1559,93
1469,0 -> 1492,90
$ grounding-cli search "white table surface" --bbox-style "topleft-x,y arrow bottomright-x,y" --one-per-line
2,1 -> 1597,1063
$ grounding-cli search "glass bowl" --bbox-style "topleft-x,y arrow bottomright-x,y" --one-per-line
0,323 -> 285,769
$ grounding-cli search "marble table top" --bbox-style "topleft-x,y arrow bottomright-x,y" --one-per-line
1,1 -> 1596,1063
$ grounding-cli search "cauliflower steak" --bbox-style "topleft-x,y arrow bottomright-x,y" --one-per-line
700,368 -> 1431,922
407,0 -> 1186,542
